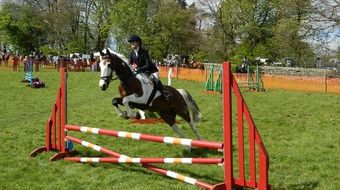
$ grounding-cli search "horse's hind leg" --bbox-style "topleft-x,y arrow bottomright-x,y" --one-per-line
180,111 -> 203,140
189,120 -> 202,140
160,111 -> 184,137
172,123 -> 192,152
160,111 -> 191,151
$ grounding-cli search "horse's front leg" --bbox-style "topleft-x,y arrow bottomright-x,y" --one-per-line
112,97 -> 129,119
122,94 -> 140,119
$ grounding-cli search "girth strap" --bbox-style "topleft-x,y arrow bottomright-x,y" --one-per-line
145,87 -> 158,107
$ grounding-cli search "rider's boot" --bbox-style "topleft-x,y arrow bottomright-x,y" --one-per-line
157,80 -> 170,102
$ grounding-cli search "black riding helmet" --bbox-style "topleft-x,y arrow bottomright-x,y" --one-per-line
128,35 -> 142,44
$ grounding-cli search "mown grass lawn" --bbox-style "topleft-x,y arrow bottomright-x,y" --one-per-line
0,68 -> 339,190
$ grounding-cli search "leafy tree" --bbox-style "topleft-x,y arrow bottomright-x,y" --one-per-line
198,0 -> 316,65
0,0 -> 328,65
110,0 -> 148,54
0,0 -> 116,54
269,0 -> 316,66
110,0 -> 200,60
0,2 -> 47,54
149,0 -> 200,59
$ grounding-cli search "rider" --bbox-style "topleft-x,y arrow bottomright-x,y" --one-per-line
128,34 -> 169,102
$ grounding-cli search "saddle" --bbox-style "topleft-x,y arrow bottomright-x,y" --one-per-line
142,73 -> 171,106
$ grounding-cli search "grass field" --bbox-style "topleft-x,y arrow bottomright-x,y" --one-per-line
0,67 -> 339,190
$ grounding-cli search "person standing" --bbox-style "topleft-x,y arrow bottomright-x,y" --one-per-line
12,55 -> 19,71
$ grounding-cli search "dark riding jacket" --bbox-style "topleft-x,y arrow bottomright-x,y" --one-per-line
129,47 -> 158,75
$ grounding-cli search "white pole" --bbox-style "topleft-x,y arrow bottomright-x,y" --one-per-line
168,67 -> 173,86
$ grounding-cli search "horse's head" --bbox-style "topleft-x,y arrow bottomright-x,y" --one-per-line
97,48 -> 133,91
98,50 -> 113,91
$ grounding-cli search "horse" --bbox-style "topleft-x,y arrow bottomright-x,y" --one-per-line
96,49 -> 203,147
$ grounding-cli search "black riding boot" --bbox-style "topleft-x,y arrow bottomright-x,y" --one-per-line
156,80 -> 170,102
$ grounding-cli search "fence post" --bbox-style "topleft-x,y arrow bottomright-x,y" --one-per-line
324,73 -> 328,93
223,62 -> 233,190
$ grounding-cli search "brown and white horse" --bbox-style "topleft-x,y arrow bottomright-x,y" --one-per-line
97,49 -> 203,145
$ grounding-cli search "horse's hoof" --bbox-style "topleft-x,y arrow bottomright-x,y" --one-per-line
135,112 -> 141,120
112,98 -> 119,107
121,111 -> 129,119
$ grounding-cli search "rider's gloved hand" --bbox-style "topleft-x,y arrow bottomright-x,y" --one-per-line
133,69 -> 141,75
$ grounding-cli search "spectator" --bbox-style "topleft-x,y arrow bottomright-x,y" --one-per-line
34,55 -> 40,72
0,51 -> 3,66
23,56 -> 28,72
12,55 -> 19,71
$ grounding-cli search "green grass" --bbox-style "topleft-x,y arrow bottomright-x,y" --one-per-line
0,69 -> 339,190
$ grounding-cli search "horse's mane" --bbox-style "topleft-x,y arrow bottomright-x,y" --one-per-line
93,48 -> 130,66
107,48 -> 129,65
94,48 -> 132,71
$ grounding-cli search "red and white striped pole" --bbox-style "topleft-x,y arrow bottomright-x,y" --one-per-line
65,125 -> 223,150
64,157 -> 223,165
143,164 -> 215,189
65,136 -> 124,158
65,135 -> 216,189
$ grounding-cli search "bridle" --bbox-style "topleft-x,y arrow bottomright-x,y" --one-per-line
100,63 -> 118,83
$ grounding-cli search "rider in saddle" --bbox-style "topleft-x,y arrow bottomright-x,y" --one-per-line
128,35 -> 169,102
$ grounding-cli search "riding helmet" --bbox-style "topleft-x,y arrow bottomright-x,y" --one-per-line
128,35 -> 142,43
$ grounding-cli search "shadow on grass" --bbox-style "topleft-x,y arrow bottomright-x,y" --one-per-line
182,147 -> 222,157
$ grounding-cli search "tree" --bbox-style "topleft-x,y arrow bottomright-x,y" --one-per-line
312,0 -> 339,27
0,0 -> 118,54
149,0 -> 200,59
89,0 -> 115,51
197,0 -> 316,65
109,0 -> 200,60
109,0 -> 148,54
0,2 -> 47,53
198,0 -> 237,60
268,0 -> 316,66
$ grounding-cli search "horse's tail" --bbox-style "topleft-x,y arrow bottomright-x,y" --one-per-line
177,89 -> 201,122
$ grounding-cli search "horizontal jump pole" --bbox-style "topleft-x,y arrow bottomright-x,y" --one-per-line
64,157 -> 223,165
66,136 -> 222,164
65,125 -> 223,150
65,136 -> 127,158
142,164 -> 214,189
65,136 -> 215,189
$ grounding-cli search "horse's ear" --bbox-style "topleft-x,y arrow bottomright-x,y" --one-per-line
99,50 -> 105,56
106,48 -> 112,57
